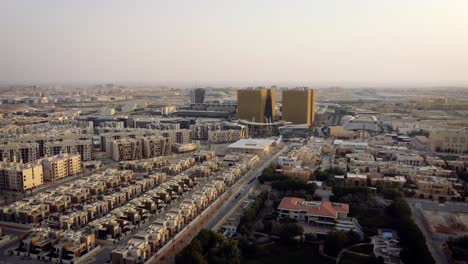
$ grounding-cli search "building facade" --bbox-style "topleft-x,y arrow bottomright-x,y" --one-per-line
0,161 -> 44,192
282,87 -> 316,125
42,153 -> 82,182
190,88 -> 205,104
430,128 -> 468,154
237,87 -> 276,123
111,139 -> 143,162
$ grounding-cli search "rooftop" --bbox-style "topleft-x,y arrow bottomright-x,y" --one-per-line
278,197 -> 349,219
227,138 -> 275,150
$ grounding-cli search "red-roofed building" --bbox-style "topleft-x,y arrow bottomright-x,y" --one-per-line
277,197 -> 363,236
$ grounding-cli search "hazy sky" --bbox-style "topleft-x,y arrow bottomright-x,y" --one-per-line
1,0 -> 468,86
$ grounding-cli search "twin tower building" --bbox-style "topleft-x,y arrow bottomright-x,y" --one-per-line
237,87 -> 316,125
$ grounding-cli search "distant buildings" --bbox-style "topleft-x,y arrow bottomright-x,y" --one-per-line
414,175 -> 454,196
190,88 -> 205,104
208,130 -> 245,144
42,153 -> 82,182
100,128 -> 191,159
0,142 -> 39,163
430,128 -> 468,154
237,87 -> 276,123
282,87 -> 316,125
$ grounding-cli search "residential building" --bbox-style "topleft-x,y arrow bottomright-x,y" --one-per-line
370,176 -> 406,188
0,161 -> 44,192
0,142 -> 39,163
42,153 -> 82,182
190,122 -> 223,140
396,153 -> 424,167
111,139 -> 143,162
190,88 -> 205,104
430,128 -> 468,154
282,167 -> 312,182
277,197 -> 362,235
345,173 -> 368,187
208,130 -> 244,143
43,139 -> 93,161
414,175 -> 454,196
142,136 -> 169,158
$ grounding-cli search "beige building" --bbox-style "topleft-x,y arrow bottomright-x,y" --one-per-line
329,126 -> 355,139
237,87 -> 276,123
43,139 -> 93,161
227,138 -> 275,155
0,161 -> 44,192
43,153 -> 82,182
111,139 -> 143,162
430,128 -> 468,154
414,175 -> 453,196
282,167 -> 312,182
282,87 -> 316,125
0,142 -> 39,163
142,136 -> 169,158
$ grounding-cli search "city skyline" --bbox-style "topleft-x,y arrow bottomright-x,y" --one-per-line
1,0 -> 468,85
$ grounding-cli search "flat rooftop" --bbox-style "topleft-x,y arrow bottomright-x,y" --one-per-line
227,138 -> 275,150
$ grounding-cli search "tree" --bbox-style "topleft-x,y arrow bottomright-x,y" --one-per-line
386,195 -> 435,264
278,223 -> 304,243
323,231 -> 360,257
446,235 -> 468,261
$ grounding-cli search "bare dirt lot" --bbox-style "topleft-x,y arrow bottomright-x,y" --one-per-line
422,210 -> 468,235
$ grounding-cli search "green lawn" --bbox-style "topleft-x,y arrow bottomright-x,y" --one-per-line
242,243 -> 334,264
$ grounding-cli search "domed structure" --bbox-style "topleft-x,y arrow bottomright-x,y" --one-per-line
340,115 -> 355,125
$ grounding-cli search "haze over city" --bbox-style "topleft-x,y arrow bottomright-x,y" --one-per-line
1,0 -> 468,86
1,1 -> 468,264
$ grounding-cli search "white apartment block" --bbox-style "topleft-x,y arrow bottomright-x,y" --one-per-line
0,161 -> 44,192
43,153 -> 82,182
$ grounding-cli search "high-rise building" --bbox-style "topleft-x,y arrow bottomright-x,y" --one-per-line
190,88 -> 205,104
282,87 -> 316,125
237,87 -> 276,123
0,142 -> 39,163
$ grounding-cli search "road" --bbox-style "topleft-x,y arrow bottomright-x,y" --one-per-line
150,143 -> 289,264
206,144 -> 289,230
405,198 -> 468,264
